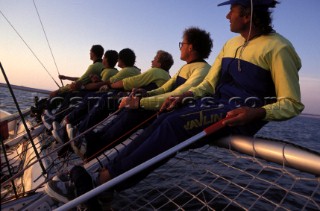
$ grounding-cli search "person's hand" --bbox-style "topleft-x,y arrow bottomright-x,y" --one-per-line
160,91 -> 194,113
160,96 -> 183,113
69,82 -> 77,90
90,74 -> 101,83
99,85 -> 109,92
131,88 -> 148,98
69,81 -> 83,91
59,75 -> 67,80
222,107 -> 266,126
119,95 -> 140,109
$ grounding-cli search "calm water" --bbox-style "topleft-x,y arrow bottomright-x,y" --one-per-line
1,86 -> 320,210
0,86 -> 48,113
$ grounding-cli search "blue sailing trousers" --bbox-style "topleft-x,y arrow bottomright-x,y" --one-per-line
53,91 -> 92,122
106,98 -> 267,179
66,91 -> 127,129
83,108 -> 157,157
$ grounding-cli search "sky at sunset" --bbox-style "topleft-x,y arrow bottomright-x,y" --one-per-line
1,0 -> 320,114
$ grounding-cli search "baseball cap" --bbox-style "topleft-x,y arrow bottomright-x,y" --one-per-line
218,0 -> 273,7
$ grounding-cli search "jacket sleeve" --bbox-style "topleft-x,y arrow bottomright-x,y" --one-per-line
140,63 -> 210,110
262,45 -> 304,121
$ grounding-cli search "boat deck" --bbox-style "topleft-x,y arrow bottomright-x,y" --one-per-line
1,111 -> 320,210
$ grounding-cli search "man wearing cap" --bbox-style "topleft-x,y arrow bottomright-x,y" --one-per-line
46,0 -> 304,204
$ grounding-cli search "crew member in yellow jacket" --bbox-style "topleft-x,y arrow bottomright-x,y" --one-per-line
70,27 -> 213,159
49,45 -> 105,98
51,50 -> 174,151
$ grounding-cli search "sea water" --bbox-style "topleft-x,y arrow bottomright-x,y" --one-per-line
0,86 -> 48,113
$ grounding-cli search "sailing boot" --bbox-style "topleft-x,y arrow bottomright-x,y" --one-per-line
69,166 -> 102,211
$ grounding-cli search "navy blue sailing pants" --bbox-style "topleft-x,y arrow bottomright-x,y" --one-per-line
106,99 -> 267,179
53,91 -> 92,122
84,108 -> 156,157
66,92 -> 122,129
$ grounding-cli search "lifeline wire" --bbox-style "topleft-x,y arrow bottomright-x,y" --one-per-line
33,0 -> 64,87
0,9 -> 61,88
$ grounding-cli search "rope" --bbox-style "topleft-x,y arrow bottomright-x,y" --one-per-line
0,62 -> 47,183
32,0 -> 64,87
85,111 -> 159,162
0,9 -> 61,88
54,117 -> 230,211
1,109 -> 122,186
1,135 -> 18,198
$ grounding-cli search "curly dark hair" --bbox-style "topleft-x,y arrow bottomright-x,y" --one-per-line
119,48 -> 136,66
183,27 -> 213,59
104,50 -> 118,68
240,0 -> 279,34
